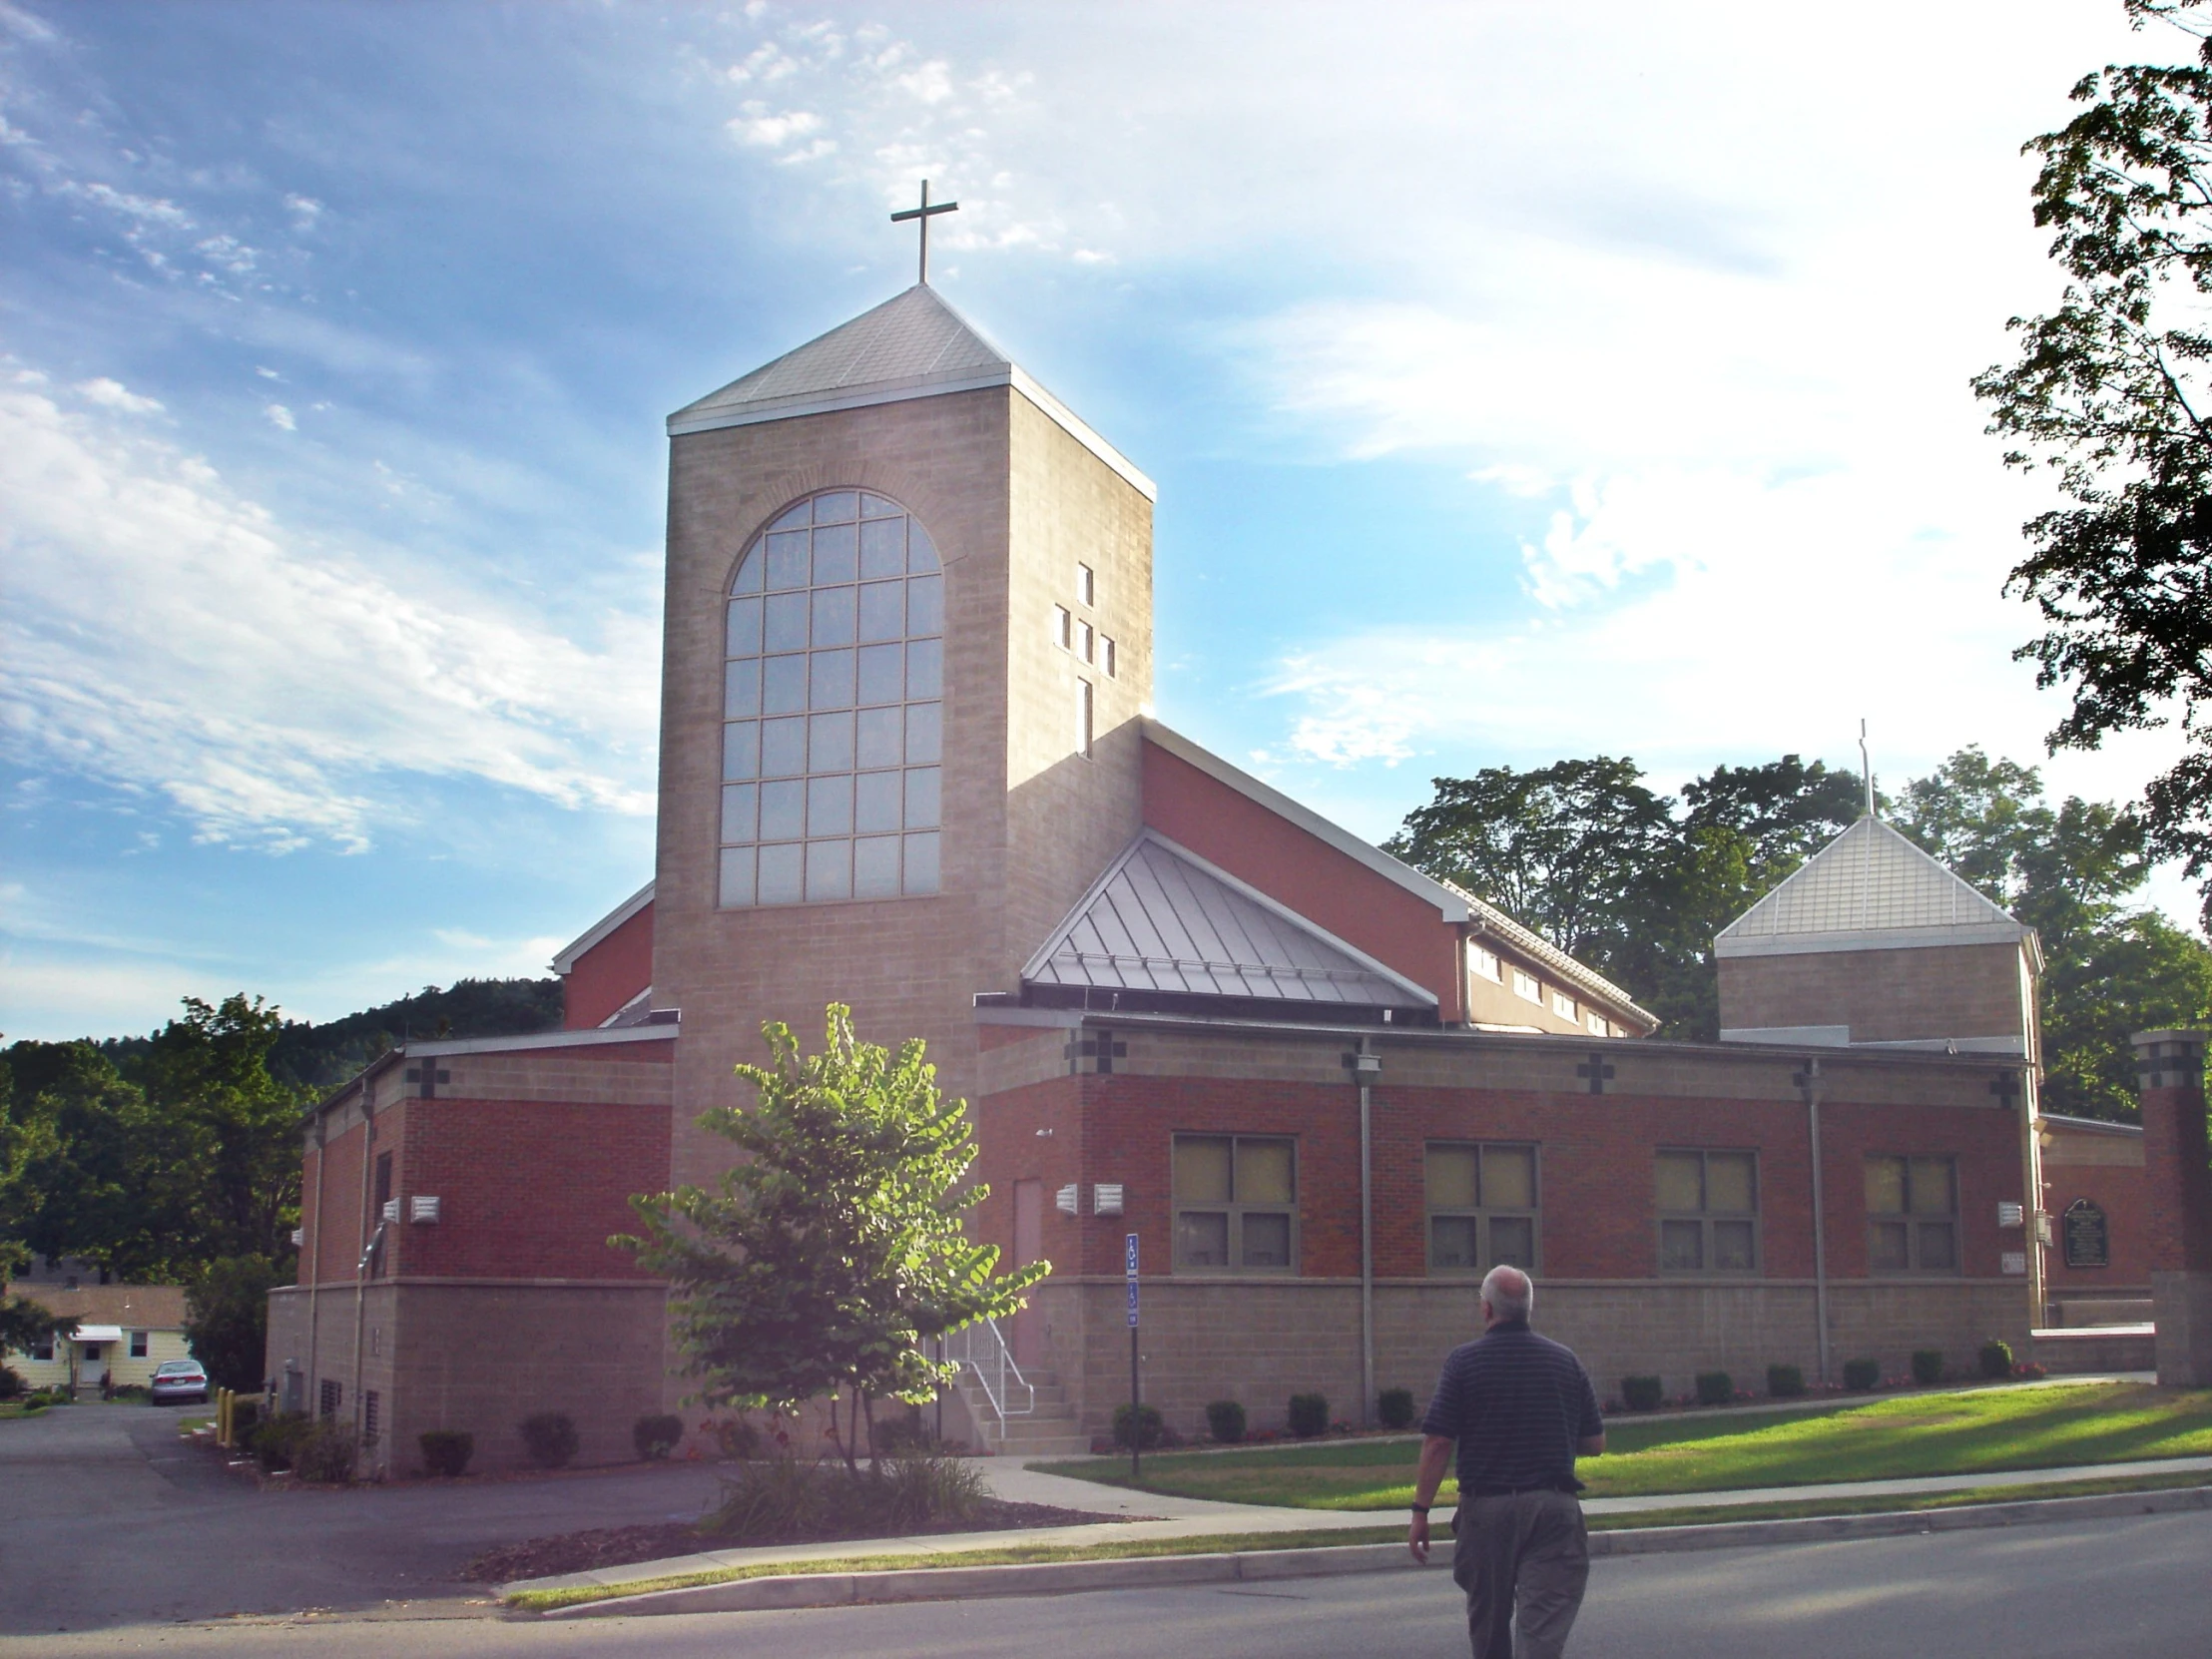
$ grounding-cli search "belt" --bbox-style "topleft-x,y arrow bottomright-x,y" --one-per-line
1463,1483 -> 1574,1497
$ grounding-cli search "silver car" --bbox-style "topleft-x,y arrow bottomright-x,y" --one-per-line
148,1360 -> 209,1403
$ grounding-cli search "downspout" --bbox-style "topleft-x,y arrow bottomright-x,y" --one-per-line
1354,1035 -> 1382,1429
1800,1058 -> 1832,1388
303,1106 -> 327,1410
349,1073 -> 379,1444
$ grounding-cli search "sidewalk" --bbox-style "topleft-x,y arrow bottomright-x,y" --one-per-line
503,1446 -> 2212,1600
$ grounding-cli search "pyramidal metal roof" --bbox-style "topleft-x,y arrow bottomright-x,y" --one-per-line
667,284 -> 1154,499
1714,816 -> 2030,959
1022,830 -> 1436,1009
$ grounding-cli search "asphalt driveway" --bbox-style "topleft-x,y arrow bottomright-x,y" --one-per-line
0,1402 -> 726,1635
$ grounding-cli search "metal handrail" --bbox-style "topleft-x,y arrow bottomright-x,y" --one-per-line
944,1315 -> 1033,1443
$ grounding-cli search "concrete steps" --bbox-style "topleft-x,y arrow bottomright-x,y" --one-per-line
951,1369 -> 1093,1459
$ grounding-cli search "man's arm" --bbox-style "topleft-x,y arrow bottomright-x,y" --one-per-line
1577,1430 -> 1605,1456
1406,1433 -> 1453,1564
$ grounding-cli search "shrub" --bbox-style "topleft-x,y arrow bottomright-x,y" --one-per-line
1911,1350 -> 1944,1386
714,1415 -> 764,1460
1694,1371 -> 1733,1406
1205,1398 -> 1248,1443
249,1412 -> 309,1473
110,1382 -> 150,1402
633,1412 -> 685,1461
0,1365 -> 25,1400
1766,1364 -> 1805,1398
872,1410 -> 938,1456
419,1429 -> 475,1477
1377,1387 -> 1417,1431
21,1397 -> 46,1414
292,1419 -> 359,1483
1978,1339 -> 2013,1380
702,1451 -> 986,1544
1621,1376 -> 1664,1412
231,1398 -> 259,1434
519,1411 -> 580,1469
1843,1358 -> 1880,1391
1287,1393 -> 1330,1438
1112,1401 -> 1166,1450
2012,1360 -> 2048,1381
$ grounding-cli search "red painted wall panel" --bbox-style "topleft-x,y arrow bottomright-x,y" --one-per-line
564,902 -> 655,1030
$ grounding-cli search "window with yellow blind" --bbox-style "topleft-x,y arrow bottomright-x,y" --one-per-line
1172,1134 -> 1297,1273
1656,1149 -> 1760,1274
1424,1143 -> 1539,1275
1865,1155 -> 1958,1274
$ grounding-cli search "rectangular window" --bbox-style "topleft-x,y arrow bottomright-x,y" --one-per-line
1425,1143 -> 1539,1275
1656,1149 -> 1760,1275
318,1379 -> 341,1419
1076,563 -> 1095,607
130,1331 -> 149,1359
1469,944 -> 1501,983
1865,1155 -> 1958,1274
1173,1134 -> 1297,1273
1512,969 -> 1541,1004
1585,1010 -> 1606,1036
1102,636 -> 1117,678
1077,620 -> 1094,663
1075,679 -> 1094,758
31,1336 -> 54,1362
1053,605 -> 1072,650
1551,991 -> 1576,1021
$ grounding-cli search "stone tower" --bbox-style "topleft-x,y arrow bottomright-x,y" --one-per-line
650,284 -> 1154,1185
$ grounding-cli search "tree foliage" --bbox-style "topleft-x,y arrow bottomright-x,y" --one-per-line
1388,749 -> 2212,1120
615,1005 -> 1046,1470
185,1254 -> 284,1391
1971,0 -> 2212,923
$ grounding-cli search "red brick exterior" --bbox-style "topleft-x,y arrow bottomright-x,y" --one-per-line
2140,1076 -> 2212,1274
563,901 -> 655,1030
387,1098 -> 669,1281
976,1065 -> 2028,1286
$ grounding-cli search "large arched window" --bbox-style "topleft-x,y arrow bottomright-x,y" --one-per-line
720,490 -> 943,906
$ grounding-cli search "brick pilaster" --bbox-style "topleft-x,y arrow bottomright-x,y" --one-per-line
2135,1029 -> 2212,1273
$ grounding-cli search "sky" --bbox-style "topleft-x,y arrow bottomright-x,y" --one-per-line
2,0 -> 2204,1042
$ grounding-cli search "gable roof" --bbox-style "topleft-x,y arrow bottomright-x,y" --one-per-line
1715,815 -> 2033,959
1022,830 -> 1436,1009
1440,877 -> 1660,1033
551,879 -> 654,976
667,284 -> 1154,499
5,1284 -> 187,1330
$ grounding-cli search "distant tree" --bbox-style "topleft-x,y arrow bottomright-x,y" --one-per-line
1382,758 -> 1676,978
1896,748 -> 2212,1120
261,977 -> 563,1092
615,1005 -> 1047,1472
1971,0 -> 2212,926
0,1292 -> 68,1360
140,996 -> 306,1265
185,1255 -> 283,1391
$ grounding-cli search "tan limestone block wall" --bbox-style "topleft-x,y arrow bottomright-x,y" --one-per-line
1719,940 -> 2031,1049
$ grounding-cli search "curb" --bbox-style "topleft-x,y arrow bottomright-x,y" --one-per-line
532,1484 -> 2212,1619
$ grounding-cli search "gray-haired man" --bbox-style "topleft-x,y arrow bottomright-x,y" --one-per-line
1407,1266 -> 1605,1659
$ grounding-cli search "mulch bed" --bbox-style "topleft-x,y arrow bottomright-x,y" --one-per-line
464,1497 -> 1123,1583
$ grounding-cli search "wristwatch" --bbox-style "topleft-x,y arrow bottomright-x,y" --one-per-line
1409,1504 -> 1430,1514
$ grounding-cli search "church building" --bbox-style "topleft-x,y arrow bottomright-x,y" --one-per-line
268,272 -> 2183,1474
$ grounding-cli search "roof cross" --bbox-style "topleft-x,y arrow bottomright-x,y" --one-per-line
890,180 -> 959,285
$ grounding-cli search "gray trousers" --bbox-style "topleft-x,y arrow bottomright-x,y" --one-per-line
1449,1490 -> 1590,1659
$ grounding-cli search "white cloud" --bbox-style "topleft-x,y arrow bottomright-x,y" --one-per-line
263,401 -> 295,430
729,104 -> 823,148
74,376 -> 162,415
0,370 -> 659,853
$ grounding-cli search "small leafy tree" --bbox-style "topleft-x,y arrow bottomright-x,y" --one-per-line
185,1254 -> 282,1391
615,1005 -> 1047,1472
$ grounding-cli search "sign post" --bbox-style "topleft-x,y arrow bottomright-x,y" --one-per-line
1125,1232 -> 1141,1480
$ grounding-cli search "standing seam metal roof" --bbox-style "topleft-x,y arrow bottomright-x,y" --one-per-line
1022,830 -> 1434,1007
1715,816 -> 2028,956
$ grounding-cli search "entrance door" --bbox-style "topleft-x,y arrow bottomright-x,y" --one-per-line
1010,1180 -> 1044,1370
77,1342 -> 104,1391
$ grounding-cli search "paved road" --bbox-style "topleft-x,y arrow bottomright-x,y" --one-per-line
8,1509 -> 2207,1657
0,1403 -> 725,1634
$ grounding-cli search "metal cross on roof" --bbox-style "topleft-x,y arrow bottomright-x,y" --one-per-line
890,180 -> 959,285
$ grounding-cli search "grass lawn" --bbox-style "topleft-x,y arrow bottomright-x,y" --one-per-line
1034,1384 -> 2212,1509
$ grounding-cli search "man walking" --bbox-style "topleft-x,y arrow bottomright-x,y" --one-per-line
1407,1265 -> 1605,1658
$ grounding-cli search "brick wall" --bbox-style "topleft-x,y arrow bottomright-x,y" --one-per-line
1719,940 -> 2031,1048
2041,1122 -> 2152,1291
564,901 -> 654,1029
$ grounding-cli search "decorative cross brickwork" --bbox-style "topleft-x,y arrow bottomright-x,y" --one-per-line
1988,1071 -> 2020,1111
405,1064 -> 451,1099
1576,1054 -> 1615,1095
1065,1029 -> 1128,1076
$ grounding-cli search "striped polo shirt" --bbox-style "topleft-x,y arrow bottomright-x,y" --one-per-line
1419,1318 -> 1604,1495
